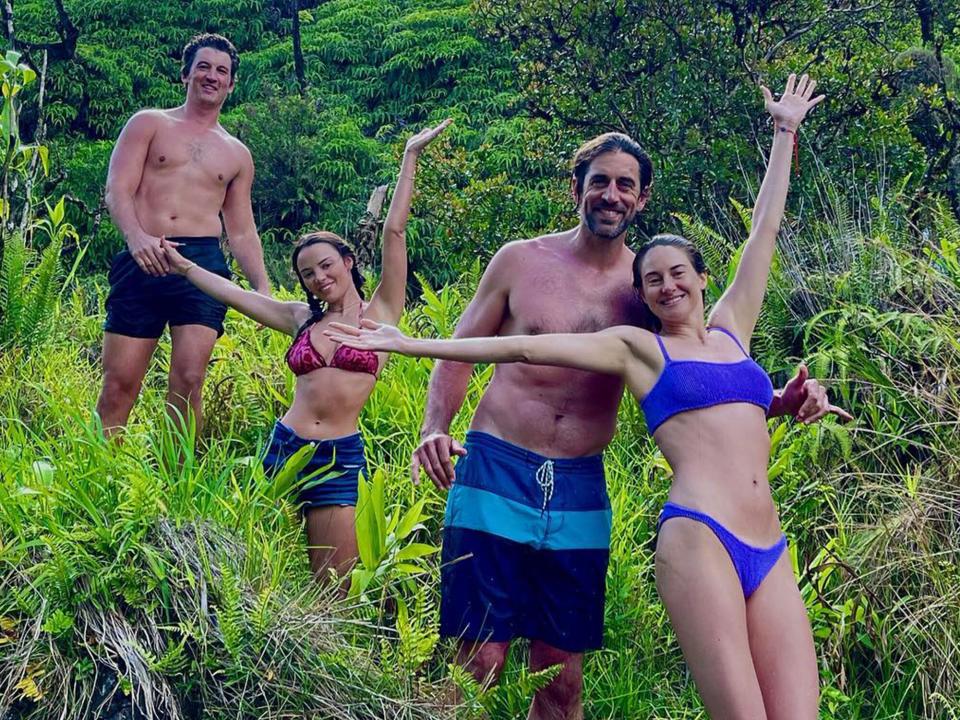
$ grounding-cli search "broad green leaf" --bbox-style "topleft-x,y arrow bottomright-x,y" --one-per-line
347,568 -> 374,599
37,146 -> 48,176
31,460 -> 55,484
395,543 -> 437,561
355,474 -> 377,569
395,497 -> 427,540
370,469 -> 386,559
267,443 -> 318,501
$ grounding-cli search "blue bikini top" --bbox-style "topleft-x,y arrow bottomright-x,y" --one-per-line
640,326 -> 774,434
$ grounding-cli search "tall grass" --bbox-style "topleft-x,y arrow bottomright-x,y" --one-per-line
1,184 -> 958,718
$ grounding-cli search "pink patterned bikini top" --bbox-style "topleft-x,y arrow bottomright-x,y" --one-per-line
286,319 -> 379,377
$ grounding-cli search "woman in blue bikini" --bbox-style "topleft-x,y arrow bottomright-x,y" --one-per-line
327,77 -> 833,717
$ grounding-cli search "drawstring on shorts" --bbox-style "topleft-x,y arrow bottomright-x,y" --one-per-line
536,459 -> 555,515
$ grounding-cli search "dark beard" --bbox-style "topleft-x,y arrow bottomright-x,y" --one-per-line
585,209 -> 634,238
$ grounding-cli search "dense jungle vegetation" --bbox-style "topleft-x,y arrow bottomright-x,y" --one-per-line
1,1 -> 959,718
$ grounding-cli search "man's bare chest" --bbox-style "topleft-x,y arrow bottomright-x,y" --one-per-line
146,128 -> 238,186
509,271 -> 639,335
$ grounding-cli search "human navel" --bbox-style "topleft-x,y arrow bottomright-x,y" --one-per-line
171,215 -> 177,221
158,155 -> 166,162
218,174 -> 224,181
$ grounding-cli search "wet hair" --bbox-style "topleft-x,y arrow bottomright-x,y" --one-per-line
291,231 -> 365,328
181,33 -> 240,81
632,234 -> 708,331
571,132 -> 653,198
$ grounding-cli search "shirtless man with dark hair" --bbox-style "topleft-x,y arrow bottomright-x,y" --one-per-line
96,33 -> 270,436
411,132 -> 847,719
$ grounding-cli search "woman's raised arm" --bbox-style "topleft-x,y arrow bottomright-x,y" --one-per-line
325,319 -> 639,377
366,119 -> 452,324
708,74 -> 824,346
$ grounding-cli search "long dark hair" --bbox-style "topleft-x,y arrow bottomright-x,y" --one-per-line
291,231 -> 365,332
632,233 -> 708,332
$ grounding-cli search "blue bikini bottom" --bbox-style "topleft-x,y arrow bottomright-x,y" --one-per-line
657,501 -> 787,598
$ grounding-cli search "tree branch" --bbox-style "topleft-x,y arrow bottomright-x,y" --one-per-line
1,0 -> 16,49
290,0 -> 307,96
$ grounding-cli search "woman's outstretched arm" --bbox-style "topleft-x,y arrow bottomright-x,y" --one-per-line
325,319 -> 638,377
160,238 -> 305,335
366,119 -> 452,324
708,74 -> 825,346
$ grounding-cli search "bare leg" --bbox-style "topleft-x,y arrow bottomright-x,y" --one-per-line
656,518 -> 767,720
304,505 -> 359,584
455,639 -> 510,688
96,332 -> 159,437
528,641 -> 583,720
167,324 -> 218,435
746,551 -> 819,720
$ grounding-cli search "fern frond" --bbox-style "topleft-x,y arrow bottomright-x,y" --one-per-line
21,235 -> 63,346
0,232 -> 28,345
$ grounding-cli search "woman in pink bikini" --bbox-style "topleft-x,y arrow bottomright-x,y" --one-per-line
327,79 -> 841,717
161,119 -> 450,581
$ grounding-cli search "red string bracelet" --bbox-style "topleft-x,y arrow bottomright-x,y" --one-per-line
778,125 -> 799,175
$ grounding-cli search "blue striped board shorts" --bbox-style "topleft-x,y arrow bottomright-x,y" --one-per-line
261,421 -> 367,507
439,431 -> 612,653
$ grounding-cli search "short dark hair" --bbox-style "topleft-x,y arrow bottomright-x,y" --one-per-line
571,132 -> 653,197
181,33 -> 239,81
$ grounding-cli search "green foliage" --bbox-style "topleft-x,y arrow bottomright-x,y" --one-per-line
0,230 -> 62,349
350,468 -> 437,600
478,0 -> 960,230
225,91 -> 383,238
0,399 -> 452,718
0,51 -> 80,353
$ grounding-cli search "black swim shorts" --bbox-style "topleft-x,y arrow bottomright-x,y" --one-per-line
104,236 -> 231,339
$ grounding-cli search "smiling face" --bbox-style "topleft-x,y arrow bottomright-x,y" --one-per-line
573,150 -> 651,240
295,240 -> 356,306
182,47 -> 235,108
637,244 -> 708,323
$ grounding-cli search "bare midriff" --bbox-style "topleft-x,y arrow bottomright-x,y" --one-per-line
654,403 -> 781,545
470,362 -> 625,458
280,369 -> 378,440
